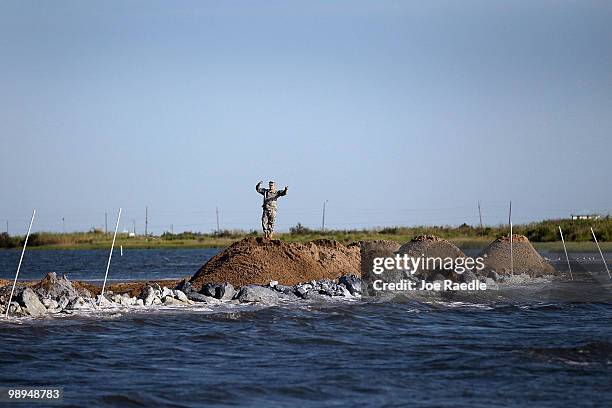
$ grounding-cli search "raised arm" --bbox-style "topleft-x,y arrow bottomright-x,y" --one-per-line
278,186 -> 288,197
256,181 -> 265,195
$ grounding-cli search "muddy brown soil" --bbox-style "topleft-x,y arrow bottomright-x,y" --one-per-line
396,235 -> 466,280
478,234 -> 557,277
189,237 -> 360,289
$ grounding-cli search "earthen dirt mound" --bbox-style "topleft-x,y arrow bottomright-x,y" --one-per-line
478,234 -> 557,277
396,235 -> 466,279
189,237 -> 360,289
360,240 -> 401,275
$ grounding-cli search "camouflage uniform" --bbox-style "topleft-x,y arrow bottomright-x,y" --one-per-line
256,181 -> 288,238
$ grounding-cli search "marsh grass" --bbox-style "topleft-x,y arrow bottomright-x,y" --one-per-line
1,218 -> 610,251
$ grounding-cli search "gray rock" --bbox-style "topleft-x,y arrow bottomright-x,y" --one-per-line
118,296 -> 135,307
33,272 -> 88,303
42,298 -> 59,309
163,296 -> 187,305
430,274 -> 446,282
294,284 -> 311,298
461,270 -> 478,283
71,296 -> 96,310
487,270 -> 500,282
161,287 -> 174,299
139,286 -> 158,306
9,301 -> 23,316
273,284 -> 295,295
174,290 -> 190,303
42,298 -> 62,313
202,283 -> 218,297
277,291 -> 299,301
175,279 -> 193,293
186,291 -> 209,302
219,283 -> 236,300
337,285 -> 352,298
58,296 -> 70,310
19,288 -> 46,317
95,294 -> 112,308
202,282 -> 235,300
338,275 -> 361,295
485,278 -> 499,290
236,285 -> 279,304
303,291 -> 331,301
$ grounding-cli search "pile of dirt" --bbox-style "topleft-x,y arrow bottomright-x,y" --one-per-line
478,234 -> 557,277
360,239 -> 401,277
396,235 -> 466,280
189,237 -> 360,289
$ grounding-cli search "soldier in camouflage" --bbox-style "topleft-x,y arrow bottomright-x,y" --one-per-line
256,180 -> 288,239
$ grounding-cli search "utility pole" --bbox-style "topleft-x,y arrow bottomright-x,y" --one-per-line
322,200 -> 328,232
6,220 -> 8,235
145,206 -> 148,237
133,219 -> 136,235
105,212 -> 108,234
478,201 -> 483,231
62,217 -> 65,234
216,207 -> 220,234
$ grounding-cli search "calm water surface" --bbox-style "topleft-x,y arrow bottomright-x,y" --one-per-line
0,248 -> 220,282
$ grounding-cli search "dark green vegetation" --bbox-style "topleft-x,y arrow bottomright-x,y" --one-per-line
0,218 -> 610,251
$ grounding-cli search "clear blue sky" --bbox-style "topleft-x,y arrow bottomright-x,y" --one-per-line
1,0 -> 611,234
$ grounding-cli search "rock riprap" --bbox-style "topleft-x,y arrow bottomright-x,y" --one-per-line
478,235 -> 557,277
32,272 -> 91,306
189,237 -> 360,289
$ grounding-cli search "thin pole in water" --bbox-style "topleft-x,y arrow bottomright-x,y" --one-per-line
558,226 -> 573,280
510,221 -> 514,275
5,210 -> 36,318
591,227 -> 611,279
101,208 -> 122,298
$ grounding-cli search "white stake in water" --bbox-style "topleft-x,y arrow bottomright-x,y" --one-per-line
5,210 -> 36,318
101,208 -> 122,299
120,245 -> 123,257
510,222 -> 514,275
558,226 -> 573,281
591,227 -> 611,279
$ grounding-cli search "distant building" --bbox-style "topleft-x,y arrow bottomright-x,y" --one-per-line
570,213 -> 601,220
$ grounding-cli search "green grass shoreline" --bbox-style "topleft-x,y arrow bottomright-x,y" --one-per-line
1,220 -> 611,253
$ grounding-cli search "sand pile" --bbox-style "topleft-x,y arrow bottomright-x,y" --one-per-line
360,240 -> 401,280
190,237 -> 360,289
396,235 -> 466,280
478,234 -> 556,277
